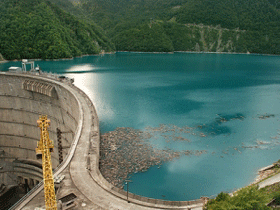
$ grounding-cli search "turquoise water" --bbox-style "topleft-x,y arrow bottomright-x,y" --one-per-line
1,52 -> 280,201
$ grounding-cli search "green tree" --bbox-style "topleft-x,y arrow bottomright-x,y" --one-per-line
206,186 -> 271,210
0,0 -> 115,60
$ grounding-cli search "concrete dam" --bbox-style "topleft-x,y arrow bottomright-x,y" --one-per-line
0,71 -> 204,210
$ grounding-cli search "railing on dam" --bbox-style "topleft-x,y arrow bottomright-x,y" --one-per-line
91,167 -> 204,208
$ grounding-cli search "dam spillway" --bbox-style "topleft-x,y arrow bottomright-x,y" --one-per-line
0,71 -> 204,210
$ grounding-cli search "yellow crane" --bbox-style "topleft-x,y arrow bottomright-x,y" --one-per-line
36,115 -> 57,210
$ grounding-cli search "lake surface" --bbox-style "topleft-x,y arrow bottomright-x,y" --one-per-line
1,52 -> 280,201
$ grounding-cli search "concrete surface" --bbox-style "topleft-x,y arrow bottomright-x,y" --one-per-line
259,173 -> 280,189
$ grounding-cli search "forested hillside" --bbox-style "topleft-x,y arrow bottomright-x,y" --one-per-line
73,0 -> 280,54
0,0 -> 115,60
75,0 -> 279,32
1,0 -> 279,60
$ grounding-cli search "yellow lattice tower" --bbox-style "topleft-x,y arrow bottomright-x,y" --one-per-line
36,115 -> 57,210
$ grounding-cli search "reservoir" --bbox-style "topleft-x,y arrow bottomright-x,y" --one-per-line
1,52 -> 280,201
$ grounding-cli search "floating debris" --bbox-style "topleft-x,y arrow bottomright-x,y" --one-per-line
256,140 -> 270,145
98,112 -> 280,188
99,127 -> 207,188
145,124 -> 207,139
258,114 -> 275,120
215,113 -> 245,124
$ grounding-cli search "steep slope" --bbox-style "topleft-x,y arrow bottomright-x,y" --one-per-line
175,0 -> 280,31
0,0 -> 115,60
70,0 -> 279,54
78,0 -> 186,31
5,0 -> 279,55
163,23 -> 248,53
74,0 -> 279,31
113,21 -> 174,52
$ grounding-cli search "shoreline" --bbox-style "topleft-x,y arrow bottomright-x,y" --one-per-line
175,51 -> 280,57
0,51 -> 117,63
117,50 -> 280,57
254,162 -> 280,184
1,50 -> 279,64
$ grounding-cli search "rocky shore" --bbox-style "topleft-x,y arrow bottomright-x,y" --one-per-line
254,162 -> 280,184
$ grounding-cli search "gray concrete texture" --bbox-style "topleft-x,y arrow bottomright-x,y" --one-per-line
0,73 -> 79,189
0,74 -> 79,167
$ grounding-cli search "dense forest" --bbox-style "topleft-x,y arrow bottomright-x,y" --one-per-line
0,0 -> 279,60
68,0 -> 279,54
0,0 -> 115,60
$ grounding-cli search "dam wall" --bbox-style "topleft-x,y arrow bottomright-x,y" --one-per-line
0,72 -> 79,189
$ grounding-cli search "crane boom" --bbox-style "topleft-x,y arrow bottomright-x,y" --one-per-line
36,115 -> 57,210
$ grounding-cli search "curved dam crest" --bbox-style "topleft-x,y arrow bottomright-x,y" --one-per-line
0,71 -> 204,210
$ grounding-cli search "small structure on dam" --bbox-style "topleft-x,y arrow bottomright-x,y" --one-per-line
0,64 -> 204,210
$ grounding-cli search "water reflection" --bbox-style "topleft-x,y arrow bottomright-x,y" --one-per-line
67,72 -> 116,123
65,64 -> 95,73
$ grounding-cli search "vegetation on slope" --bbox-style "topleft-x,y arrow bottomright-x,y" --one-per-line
175,0 -> 279,31
1,0 -> 279,59
71,0 -> 280,54
205,161 -> 280,210
112,20 -> 279,54
113,21 -> 174,52
205,186 -> 272,210
0,0 -> 115,60
204,182 -> 280,210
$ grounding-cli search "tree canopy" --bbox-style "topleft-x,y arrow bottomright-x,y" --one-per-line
206,186 -> 271,210
71,0 -> 280,54
1,0 -> 279,60
0,0 -> 115,60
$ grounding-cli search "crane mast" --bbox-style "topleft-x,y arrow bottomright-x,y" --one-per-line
36,115 -> 57,210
